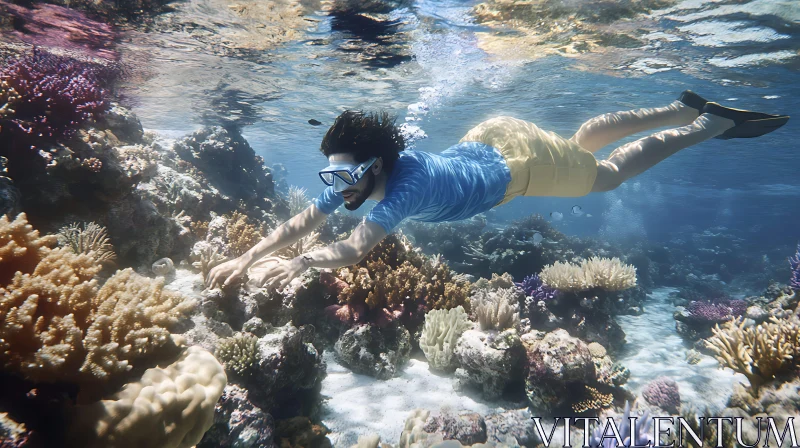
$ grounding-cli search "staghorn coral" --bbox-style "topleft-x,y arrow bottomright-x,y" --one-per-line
540,257 -> 636,292
419,306 -> 471,372
275,230 -> 321,259
69,345 -> 227,448
57,221 -> 116,264
225,211 -> 266,257
790,244 -> 799,290
571,385 -> 613,414
0,212 -> 58,284
0,48 -> 115,146
707,316 -> 800,390
642,377 -> 680,413
216,333 -> 260,377
471,287 -> 521,331
192,244 -> 228,279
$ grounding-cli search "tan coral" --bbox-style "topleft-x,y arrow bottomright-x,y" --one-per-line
0,213 -> 58,284
572,385 -> 613,413
540,260 -> 588,291
225,211 -> 266,257
581,257 -> 637,291
81,269 -> 197,381
707,316 -> 800,390
68,344 -> 227,448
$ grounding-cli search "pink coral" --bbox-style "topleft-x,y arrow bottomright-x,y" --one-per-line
642,376 -> 680,413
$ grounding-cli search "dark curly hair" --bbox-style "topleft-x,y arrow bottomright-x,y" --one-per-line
320,110 -> 405,173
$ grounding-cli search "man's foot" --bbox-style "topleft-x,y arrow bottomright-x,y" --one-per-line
677,90 -> 708,114
702,102 -> 790,140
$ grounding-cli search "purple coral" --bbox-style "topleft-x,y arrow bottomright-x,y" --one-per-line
790,244 -> 800,290
642,377 -> 681,413
515,274 -> 558,302
686,299 -> 746,323
1,48 -> 115,147
588,402 -> 652,448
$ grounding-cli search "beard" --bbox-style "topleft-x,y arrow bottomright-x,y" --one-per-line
343,172 -> 375,211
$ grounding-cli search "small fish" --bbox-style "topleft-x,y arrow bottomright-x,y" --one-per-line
532,232 -> 543,246
550,212 -> 563,221
308,119 -> 322,126
571,205 -> 584,216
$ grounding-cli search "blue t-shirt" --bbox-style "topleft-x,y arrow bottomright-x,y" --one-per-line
314,142 -> 511,233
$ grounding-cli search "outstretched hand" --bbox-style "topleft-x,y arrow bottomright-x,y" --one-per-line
248,256 -> 310,291
205,258 -> 247,289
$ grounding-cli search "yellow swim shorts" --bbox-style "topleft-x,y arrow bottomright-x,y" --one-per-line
459,116 -> 598,205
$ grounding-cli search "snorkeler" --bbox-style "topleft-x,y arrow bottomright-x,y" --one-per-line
206,91 -> 789,289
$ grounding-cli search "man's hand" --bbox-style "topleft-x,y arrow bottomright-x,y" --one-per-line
249,256 -> 310,291
206,258 -> 248,289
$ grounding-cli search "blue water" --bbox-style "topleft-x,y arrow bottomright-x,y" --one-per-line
124,0 -> 800,249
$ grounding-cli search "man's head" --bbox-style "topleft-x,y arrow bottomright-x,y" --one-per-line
320,110 -> 404,210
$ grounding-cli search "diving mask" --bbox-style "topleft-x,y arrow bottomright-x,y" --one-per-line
318,157 -> 377,192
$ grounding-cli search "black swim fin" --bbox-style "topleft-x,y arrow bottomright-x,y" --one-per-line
702,102 -> 790,140
677,90 -> 708,114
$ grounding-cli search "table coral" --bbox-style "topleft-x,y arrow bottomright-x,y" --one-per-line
540,257 -> 637,292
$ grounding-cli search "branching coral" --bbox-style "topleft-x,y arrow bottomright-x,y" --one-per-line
0,215 -> 196,383
580,257 -> 637,291
331,234 -> 471,325
0,49 -> 115,145
216,333 -> 260,377
540,261 -> 588,291
540,257 -> 637,292
419,306 -> 471,372
571,385 -> 613,413
57,221 -> 116,264
0,212 -> 58,284
225,211 -> 266,257
287,185 -> 310,216
686,299 -> 746,323
707,316 -> 800,390
471,287 -> 521,331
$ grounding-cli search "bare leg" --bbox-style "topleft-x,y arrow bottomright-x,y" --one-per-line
592,113 -> 735,192
570,100 -> 700,153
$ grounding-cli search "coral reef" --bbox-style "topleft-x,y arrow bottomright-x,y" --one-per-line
540,257 -> 637,292
0,214 -> 195,384
572,385 -> 613,413
274,416 -> 332,448
0,49 -> 115,153
641,377 -> 681,413
198,384 -> 275,448
419,306 -> 472,372
454,328 -> 524,400
471,287 -> 521,331
324,234 -> 471,331
225,211 -> 266,257
587,402 -> 652,448
0,212 -> 58,284
706,316 -> 800,390
152,257 -> 176,277
334,324 -> 411,380
57,221 -> 116,264
68,345 -> 227,448
790,244 -> 800,290
216,333 -> 261,377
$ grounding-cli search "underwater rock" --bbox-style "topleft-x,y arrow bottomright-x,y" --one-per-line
274,416 -> 332,448
242,316 -> 270,338
571,311 -> 626,354
483,410 -> 541,447
422,412 -> 487,446
199,384 -> 275,448
99,103 -> 144,143
173,126 -> 278,209
334,324 -> 412,380
522,329 -> 598,413
453,328 -> 524,400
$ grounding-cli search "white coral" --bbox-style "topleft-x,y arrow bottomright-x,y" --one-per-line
472,287 -> 521,331
419,306 -> 471,372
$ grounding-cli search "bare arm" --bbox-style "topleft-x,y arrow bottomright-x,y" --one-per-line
251,220 -> 388,290
299,220 -> 387,269
206,203 -> 327,288
239,203 -> 328,270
